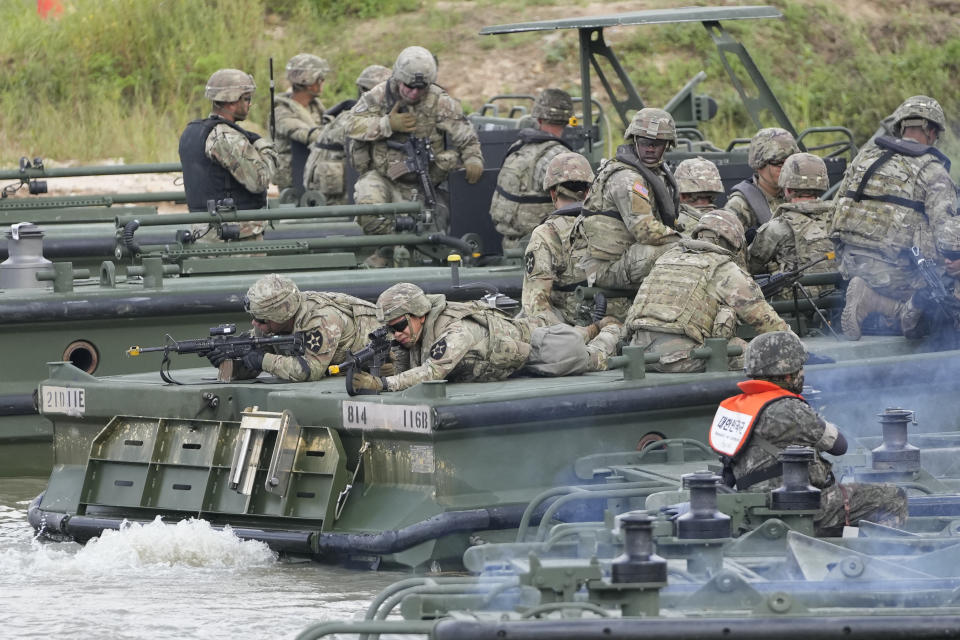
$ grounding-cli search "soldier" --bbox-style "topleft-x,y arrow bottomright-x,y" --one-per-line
178,69 -> 277,240
709,330 -> 908,536
346,45 -> 484,237
271,53 -> 331,192
303,64 -> 392,205
901,216 -> 960,341
675,157 -> 725,232
625,213 -> 789,373
490,89 -> 575,250
348,283 -> 622,393
748,152 -> 838,293
522,152 -> 630,326
206,274 -> 382,382
830,95 -> 957,340
725,127 -> 800,234
579,108 -> 682,291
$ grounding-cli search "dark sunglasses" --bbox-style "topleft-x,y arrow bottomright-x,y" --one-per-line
388,316 -> 409,332
767,159 -> 786,167
253,317 -> 268,324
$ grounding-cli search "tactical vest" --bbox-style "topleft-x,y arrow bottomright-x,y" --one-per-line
542,203 -> 588,293
730,178 -> 773,226
489,129 -> 571,238
178,116 -> 267,212
368,83 -> 449,185
709,380 -> 802,489
775,203 -> 836,273
832,135 -> 949,261
581,146 -> 678,261
627,241 -> 732,342
305,110 -> 351,196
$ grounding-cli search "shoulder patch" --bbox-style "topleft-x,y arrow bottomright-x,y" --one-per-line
306,329 -> 324,353
525,251 -> 536,275
633,181 -> 650,200
430,338 -> 447,360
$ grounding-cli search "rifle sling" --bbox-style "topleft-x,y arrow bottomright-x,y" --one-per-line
495,184 -> 552,204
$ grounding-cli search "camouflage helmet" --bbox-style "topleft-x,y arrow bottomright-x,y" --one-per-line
543,151 -> 594,192
392,46 -> 437,88
244,274 -> 301,323
285,53 -> 330,87
675,157 -> 723,194
778,152 -> 829,192
936,216 -> 960,258
691,210 -> 745,252
532,89 -> 574,124
747,127 -> 799,170
744,330 -> 807,377
356,64 -> 392,92
377,282 -> 432,322
891,95 -> 946,135
625,108 -> 677,142
204,69 -> 256,103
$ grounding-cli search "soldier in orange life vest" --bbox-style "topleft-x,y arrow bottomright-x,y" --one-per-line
709,330 -> 907,536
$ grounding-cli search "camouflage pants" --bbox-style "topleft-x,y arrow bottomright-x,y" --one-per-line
813,482 -> 908,537
839,250 -> 922,302
583,242 -> 675,290
630,330 -> 745,373
353,170 -> 419,235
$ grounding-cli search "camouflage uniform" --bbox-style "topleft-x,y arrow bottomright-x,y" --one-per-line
232,274 -> 381,382
271,54 -> 330,191
304,65 -> 392,204
675,157 -> 725,232
725,128 -> 799,231
626,216 -> 789,373
901,216 -> 960,338
748,153 -> 837,293
580,109 -> 682,290
490,89 -> 574,249
376,283 -> 619,392
727,331 -> 908,536
179,69 -> 278,240
347,47 -> 483,234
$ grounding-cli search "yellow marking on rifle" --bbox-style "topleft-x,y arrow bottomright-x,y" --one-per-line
826,251 -> 835,260
127,347 -> 141,356
328,365 -> 341,375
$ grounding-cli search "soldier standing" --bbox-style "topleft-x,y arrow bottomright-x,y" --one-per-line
724,127 -> 800,234
271,53 -> 331,193
347,283 -> 621,393
178,69 -> 278,240
748,152 -> 838,292
206,274 -> 382,382
303,64 -> 392,205
674,157 -> 726,232
346,46 -> 484,238
490,89 -> 575,250
709,330 -> 908,536
522,151 -> 630,326
829,95 -> 957,340
579,108 -> 682,290
625,213 -> 788,372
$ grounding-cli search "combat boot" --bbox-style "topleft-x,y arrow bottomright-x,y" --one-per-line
841,277 -> 903,341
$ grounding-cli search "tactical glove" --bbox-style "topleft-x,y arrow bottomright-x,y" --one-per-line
241,350 -> 265,373
379,361 -> 396,377
351,371 -> 386,392
206,348 -> 229,368
464,157 -> 484,184
388,102 -> 417,133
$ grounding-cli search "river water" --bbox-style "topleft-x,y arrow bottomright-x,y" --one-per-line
0,476 -> 403,639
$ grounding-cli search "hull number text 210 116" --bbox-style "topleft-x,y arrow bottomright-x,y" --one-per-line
342,401 -> 433,432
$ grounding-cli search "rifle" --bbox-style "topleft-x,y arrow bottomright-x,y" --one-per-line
386,136 -> 438,211
128,323 -> 304,384
758,252 -> 835,298
269,57 -> 277,140
327,326 -> 393,396
911,246 -> 960,318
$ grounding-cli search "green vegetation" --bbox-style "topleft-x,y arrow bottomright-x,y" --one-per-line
0,0 -> 957,174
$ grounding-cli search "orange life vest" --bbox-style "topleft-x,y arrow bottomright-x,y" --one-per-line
709,379 -> 803,458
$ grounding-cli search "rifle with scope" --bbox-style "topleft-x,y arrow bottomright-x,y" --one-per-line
128,323 -> 304,384
327,325 -> 393,396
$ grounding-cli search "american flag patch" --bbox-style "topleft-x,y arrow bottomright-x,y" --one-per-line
633,182 -> 649,199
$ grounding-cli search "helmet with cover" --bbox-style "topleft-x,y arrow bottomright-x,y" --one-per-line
285,54 -> 330,87
891,95 -> 946,137
244,274 -> 302,323
691,210 -> 745,253
778,152 -> 829,192
356,64 -> 392,92
392,46 -> 437,88
675,157 -> 723,194
624,108 -> 676,142
377,282 -> 432,322
543,151 -> 594,201
205,69 -> 256,103
532,89 -> 574,125
744,330 -> 807,377
747,127 -> 799,170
